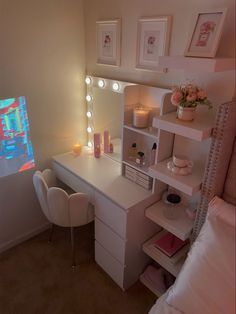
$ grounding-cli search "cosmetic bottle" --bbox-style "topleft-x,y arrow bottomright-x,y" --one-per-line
149,143 -> 157,166
94,145 -> 101,158
136,151 -> 145,167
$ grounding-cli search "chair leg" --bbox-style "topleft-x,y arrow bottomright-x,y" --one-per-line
71,227 -> 76,270
48,224 -> 54,243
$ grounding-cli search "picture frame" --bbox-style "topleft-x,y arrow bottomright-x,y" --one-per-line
96,19 -> 121,66
136,16 -> 172,72
184,9 -> 227,58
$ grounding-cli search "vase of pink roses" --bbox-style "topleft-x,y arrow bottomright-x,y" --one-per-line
171,84 -> 212,121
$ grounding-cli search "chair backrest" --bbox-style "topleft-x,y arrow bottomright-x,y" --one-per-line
47,187 -> 90,227
33,171 -> 52,222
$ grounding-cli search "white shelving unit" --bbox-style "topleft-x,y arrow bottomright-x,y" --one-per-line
153,112 -> 214,142
122,84 -> 174,191
159,56 -> 235,72
145,200 -> 194,241
123,124 -> 158,139
121,82 -> 213,295
149,158 -> 204,196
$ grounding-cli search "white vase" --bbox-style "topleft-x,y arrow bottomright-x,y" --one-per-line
177,106 -> 196,121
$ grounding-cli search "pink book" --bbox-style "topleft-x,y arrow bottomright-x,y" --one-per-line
154,232 -> 188,257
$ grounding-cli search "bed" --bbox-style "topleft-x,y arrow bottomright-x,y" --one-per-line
148,100 -> 236,314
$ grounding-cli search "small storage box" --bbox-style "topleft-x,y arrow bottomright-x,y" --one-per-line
124,165 -> 153,190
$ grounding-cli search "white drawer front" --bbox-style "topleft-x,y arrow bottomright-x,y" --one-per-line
95,241 -> 124,289
95,191 -> 127,238
53,162 -> 94,204
95,218 -> 126,264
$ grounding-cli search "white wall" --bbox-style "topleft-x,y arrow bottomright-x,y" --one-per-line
84,0 -> 235,105
0,0 -> 86,252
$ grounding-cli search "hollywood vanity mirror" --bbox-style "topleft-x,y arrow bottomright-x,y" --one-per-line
85,76 -> 134,162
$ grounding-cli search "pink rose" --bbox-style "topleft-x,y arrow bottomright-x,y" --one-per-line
171,89 -> 183,106
197,89 -> 207,100
186,84 -> 197,94
186,92 -> 197,102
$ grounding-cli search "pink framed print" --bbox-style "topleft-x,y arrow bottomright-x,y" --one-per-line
136,16 -> 172,72
184,9 -> 227,58
96,19 -> 121,66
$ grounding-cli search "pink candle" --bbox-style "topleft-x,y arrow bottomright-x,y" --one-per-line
94,133 -> 101,157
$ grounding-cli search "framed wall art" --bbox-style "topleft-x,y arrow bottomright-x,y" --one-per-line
96,19 -> 121,66
184,9 -> 227,58
136,16 -> 172,72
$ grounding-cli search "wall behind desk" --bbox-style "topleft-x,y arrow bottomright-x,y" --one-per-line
84,0 -> 235,106
0,0 -> 86,252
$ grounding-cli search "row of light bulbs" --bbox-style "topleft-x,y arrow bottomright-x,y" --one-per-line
85,76 -> 120,92
85,76 -> 121,148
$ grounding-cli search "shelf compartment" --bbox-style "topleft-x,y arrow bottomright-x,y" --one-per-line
145,200 -> 194,241
140,273 -> 164,297
143,230 -> 188,277
149,158 -> 203,196
159,56 -> 235,72
123,124 -> 158,139
153,112 -> 213,141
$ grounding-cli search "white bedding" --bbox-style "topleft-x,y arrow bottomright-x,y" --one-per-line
148,290 -> 181,314
148,196 -> 235,314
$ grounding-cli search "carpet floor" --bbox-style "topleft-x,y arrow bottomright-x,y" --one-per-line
0,223 -> 156,314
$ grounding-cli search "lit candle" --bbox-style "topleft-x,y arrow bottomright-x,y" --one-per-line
133,107 -> 149,128
73,144 -> 82,155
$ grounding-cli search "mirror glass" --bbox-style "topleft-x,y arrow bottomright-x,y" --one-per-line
93,87 -> 122,162
86,77 -> 133,162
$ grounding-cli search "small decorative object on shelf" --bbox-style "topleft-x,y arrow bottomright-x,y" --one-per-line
162,190 -> 181,220
167,154 -> 194,175
109,143 -> 114,153
133,105 -> 150,128
171,84 -> 212,121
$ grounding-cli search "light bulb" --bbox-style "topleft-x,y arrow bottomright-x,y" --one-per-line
98,79 -> 105,88
112,82 -> 120,91
88,141 -> 93,148
86,111 -> 92,118
87,126 -> 92,133
85,76 -> 92,85
86,95 -> 92,102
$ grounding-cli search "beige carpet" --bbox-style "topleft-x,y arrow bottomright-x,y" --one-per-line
0,223 -> 156,314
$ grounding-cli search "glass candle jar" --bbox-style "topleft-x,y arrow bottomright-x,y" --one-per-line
133,105 -> 149,128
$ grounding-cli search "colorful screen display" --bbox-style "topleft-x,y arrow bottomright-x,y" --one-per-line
0,96 -> 35,177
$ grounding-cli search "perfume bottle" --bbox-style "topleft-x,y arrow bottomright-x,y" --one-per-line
128,143 -> 137,160
149,143 -> 157,166
136,151 -> 145,166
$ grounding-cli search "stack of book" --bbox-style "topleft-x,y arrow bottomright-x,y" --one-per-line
154,231 -> 188,258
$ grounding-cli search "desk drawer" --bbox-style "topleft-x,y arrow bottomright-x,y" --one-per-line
95,191 -> 127,238
95,241 -> 124,289
53,162 -> 94,204
95,218 -> 126,264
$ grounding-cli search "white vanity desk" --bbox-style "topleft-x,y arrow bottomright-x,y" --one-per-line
52,150 -> 159,290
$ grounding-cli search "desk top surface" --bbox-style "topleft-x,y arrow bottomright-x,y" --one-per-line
52,151 -> 153,209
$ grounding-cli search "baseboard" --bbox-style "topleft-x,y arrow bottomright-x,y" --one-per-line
0,223 -> 51,254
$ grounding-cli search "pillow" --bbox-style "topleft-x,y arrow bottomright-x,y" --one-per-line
166,196 -> 235,314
